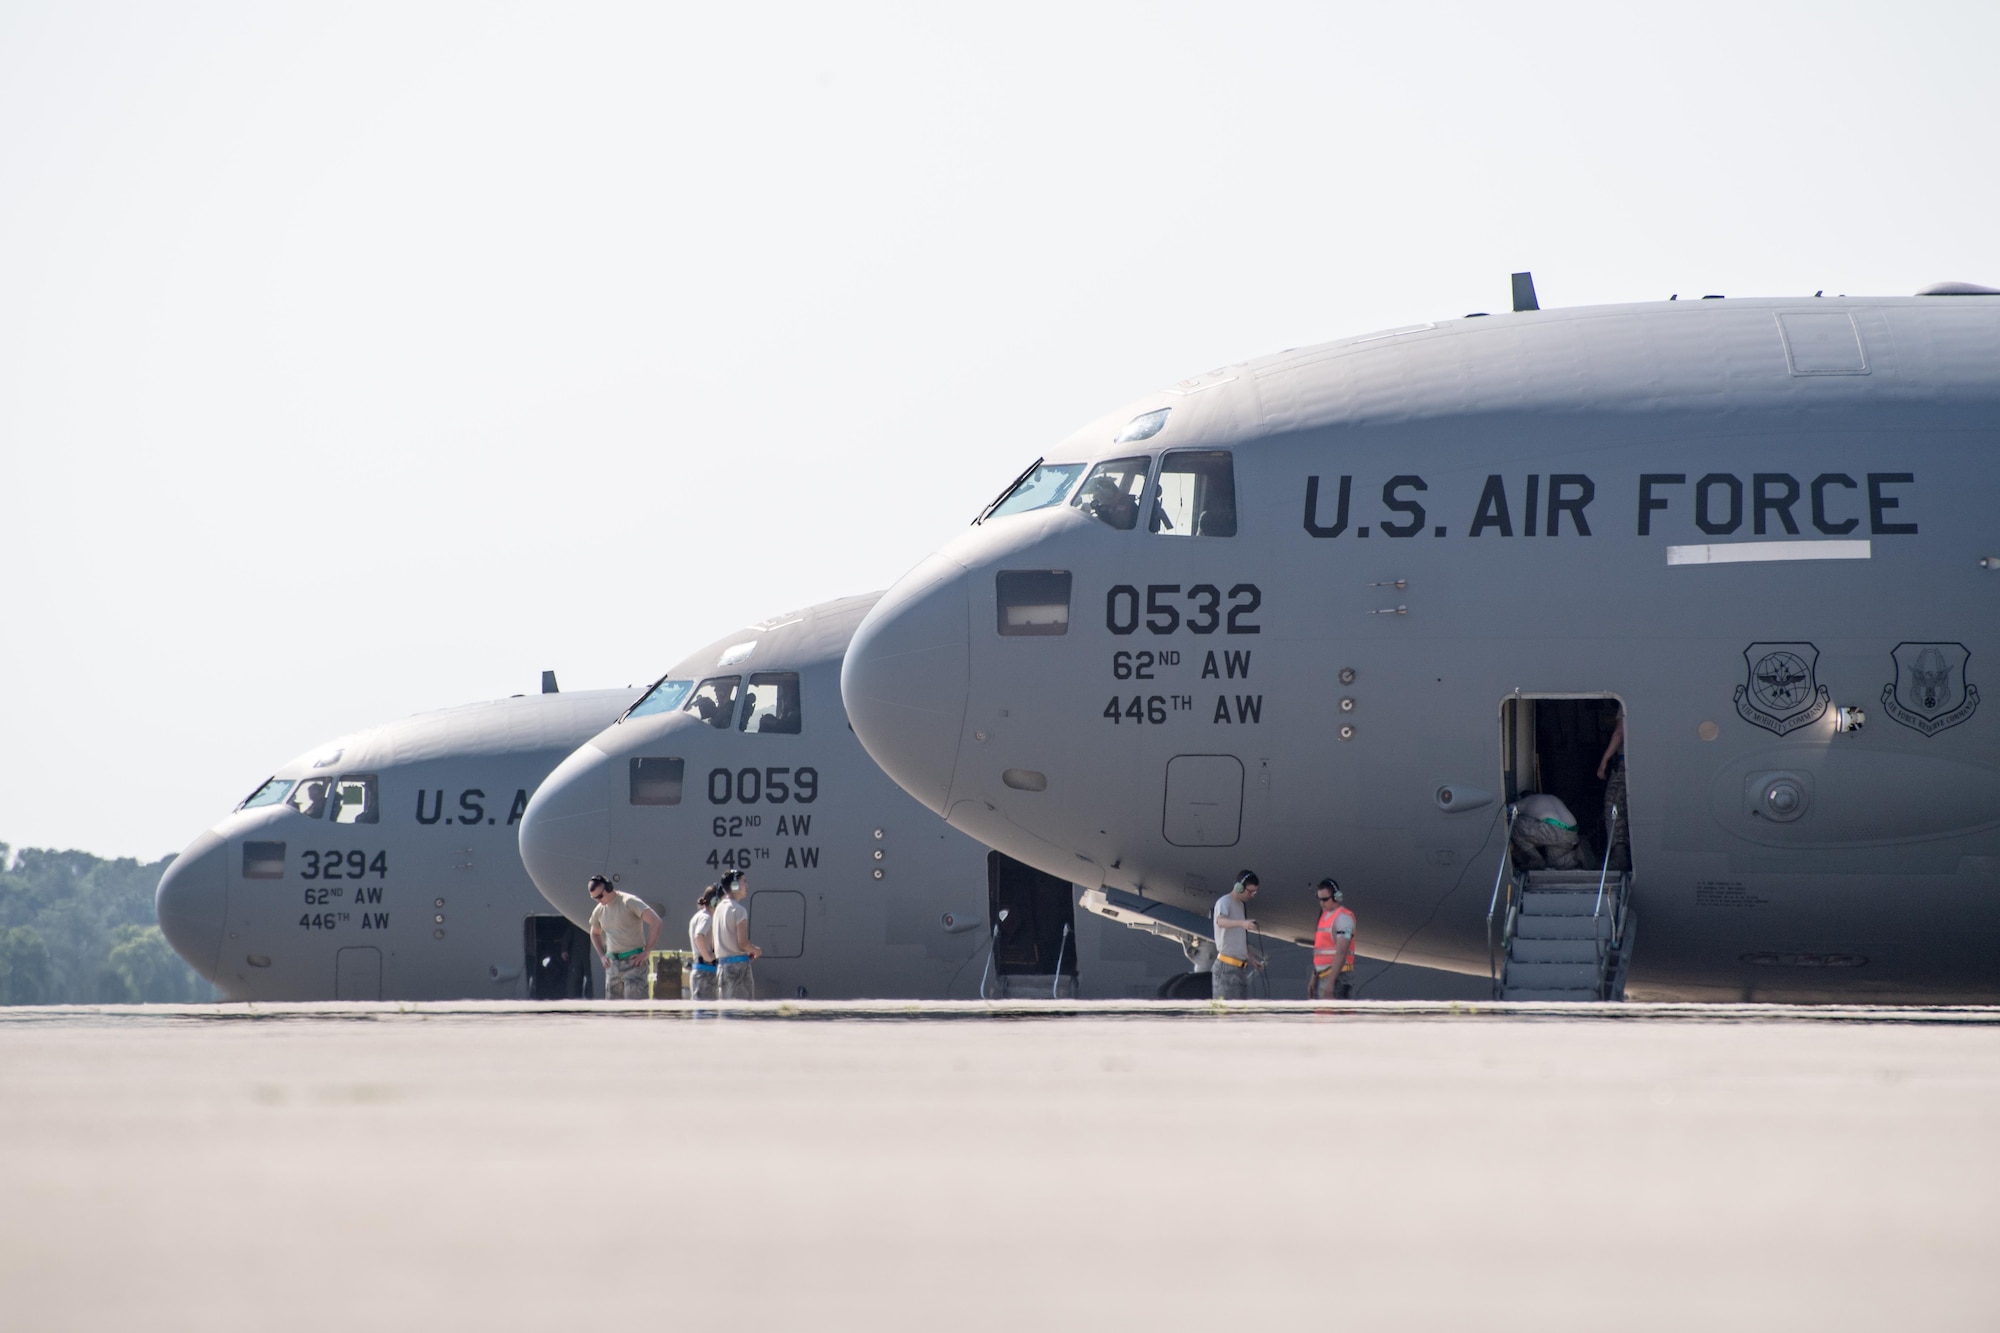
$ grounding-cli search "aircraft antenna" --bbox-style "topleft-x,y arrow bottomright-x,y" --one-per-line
1511,272 -> 1539,312
541,670 -> 559,694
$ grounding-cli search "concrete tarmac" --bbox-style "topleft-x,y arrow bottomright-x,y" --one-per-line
3,1003 -> 1997,1331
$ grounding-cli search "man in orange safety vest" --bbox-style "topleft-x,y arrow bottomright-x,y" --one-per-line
1308,878 -> 1356,1000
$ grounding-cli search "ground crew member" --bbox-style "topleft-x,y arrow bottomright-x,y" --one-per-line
587,875 -> 661,1000
1309,878 -> 1357,1000
1209,871 -> 1263,1000
710,869 -> 762,1000
687,885 -> 720,1000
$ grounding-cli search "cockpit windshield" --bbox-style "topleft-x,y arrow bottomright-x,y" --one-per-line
239,778 -> 294,811
685,677 -> 741,729
627,678 -> 694,720
1071,456 -> 1150,531
980,460 -> 1086,522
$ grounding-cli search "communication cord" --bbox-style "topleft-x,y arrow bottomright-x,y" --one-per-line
978,908 -> 1010,1000
1352,792 -> 1504,992
1051,921 -> 1071,999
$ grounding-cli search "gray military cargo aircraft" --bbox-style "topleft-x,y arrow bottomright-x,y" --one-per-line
842,286 -> 2000,1002
156,685 -> 634,1001
518,594 -> 1267,999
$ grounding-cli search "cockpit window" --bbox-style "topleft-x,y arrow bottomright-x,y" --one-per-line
1149,450 -> 1237,537
630,757 -> 685,806
1071,456 -> 1150,531
627,678 -> 694,720
239,778 -> 294,811
740,673 -> 802,734
288,779 -> 330,819
685,677 -> 741,730
330,775 -> 379,825
982,460 -> 1086,522
242,841 -> 286,880
1115,407 -> 1170,443
996,571 -> 1071,636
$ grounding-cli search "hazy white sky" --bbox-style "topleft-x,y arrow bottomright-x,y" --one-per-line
3,1 -> 1995,859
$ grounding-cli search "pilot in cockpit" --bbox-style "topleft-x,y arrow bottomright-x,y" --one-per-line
1082,475 -> 1139,530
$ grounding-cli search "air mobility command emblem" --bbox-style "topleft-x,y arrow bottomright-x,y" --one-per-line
1881,642 -> 1979,736
1735,642 -> 1830,736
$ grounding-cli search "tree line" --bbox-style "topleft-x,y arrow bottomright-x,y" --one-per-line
0,843 -> 216,1004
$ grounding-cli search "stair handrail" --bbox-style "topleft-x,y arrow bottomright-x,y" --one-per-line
1592,803 -> 1616,922
1591,804 -> 1619,994
1486,804 -> 1519,997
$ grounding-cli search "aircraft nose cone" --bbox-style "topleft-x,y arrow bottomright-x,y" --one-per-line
843,553 -> 971,815
155,831 -> 227,981
520,743 -> 614,909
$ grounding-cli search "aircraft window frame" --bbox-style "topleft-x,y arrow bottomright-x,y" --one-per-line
629,757 -> 686,806
626,677 -> 695,721
1148,449 -> 1238,538
685,677 -> 742,730
242,841 -> 286,880
239,778 -> 295,811
330,774 -> 379,825
979,459 -> 1088,523
740,672 -> 803,735
995,570 -> 1072,637
1071,456 -> 1151,531
288,778 -> 331,820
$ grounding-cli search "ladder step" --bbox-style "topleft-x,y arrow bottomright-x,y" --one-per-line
1511,916 -> 1607,941
1520,894 -> 1605,916
1510,938 -> 1600,964
1503,961 -> 1601,989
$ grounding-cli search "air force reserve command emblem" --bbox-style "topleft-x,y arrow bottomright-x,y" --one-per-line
1881,642 -> 1980,736
1735,642 -> 1831,736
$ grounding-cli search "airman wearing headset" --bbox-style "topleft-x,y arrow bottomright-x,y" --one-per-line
1209,871 -> 1265,1000
1309,878 -> 1357,1000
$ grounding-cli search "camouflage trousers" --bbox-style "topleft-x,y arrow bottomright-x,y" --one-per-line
689,966 -> 719,1001
717,960 -> 755,1001
1210,959 -> 1252,1001
1309,967 -> 1354,1000
604,954 -> 649,1000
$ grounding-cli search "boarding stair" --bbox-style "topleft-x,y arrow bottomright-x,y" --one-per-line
1488,807 -> 1636,1002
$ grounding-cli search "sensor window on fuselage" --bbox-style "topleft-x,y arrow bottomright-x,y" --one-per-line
239,778 -> 295,811
630,757 -> 686,806
987,462 -> 1085,520
1072,456 -> 1150,531
242,841 -> 286,880
741,673 -> 802,734
288,779 -> 330,819
1150,450 -> 1237,537
996,570 -> 1072,636
627,678 -> 694,720
330,775 -> 379,825
686,677 -> 741,730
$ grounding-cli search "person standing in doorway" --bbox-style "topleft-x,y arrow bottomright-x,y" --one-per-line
710,870 -> 762,1000
687,885 -> 720,1000
1308,879 -> 1357,1000
587,875 -> 661,1000
1210,871 -> 1263,1000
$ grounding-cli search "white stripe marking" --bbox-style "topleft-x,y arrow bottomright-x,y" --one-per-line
1666,540 -> 1872,566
